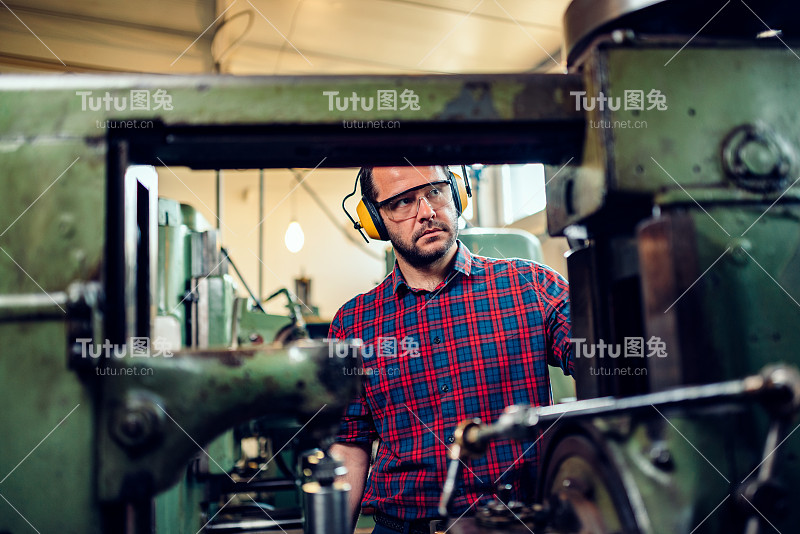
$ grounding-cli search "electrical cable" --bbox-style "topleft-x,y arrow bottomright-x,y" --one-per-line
289,169 -> 383,259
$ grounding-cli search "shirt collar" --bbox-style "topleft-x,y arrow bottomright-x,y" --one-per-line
391,240 -> 473,295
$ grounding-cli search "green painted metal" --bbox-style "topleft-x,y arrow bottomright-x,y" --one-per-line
0,140 -> 106,533
607,414 -> 739,533
0,74 -> 582,139
157,198 -> 189,344
0,116 -> 359,533
96,342 -> 359,501
538,34 -> 800,532
643,204 -> 800,533
0,321 -> 98,533
235,298 -> 294,346
606,46 -> 800,194
547,43 -> 800,233
201,274 -> 237,348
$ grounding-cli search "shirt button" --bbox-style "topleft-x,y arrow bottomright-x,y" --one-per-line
441,384 -> 450,392
433,336 -> 441,344
448,436 -> 455,443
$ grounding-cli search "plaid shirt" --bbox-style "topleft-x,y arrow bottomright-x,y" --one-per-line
330,241 -> 573,520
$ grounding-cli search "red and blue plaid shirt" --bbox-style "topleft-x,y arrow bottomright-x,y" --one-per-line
330,241 -> 573,520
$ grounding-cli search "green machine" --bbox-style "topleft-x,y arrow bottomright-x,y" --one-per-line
152,195 -> 314,532
440,2 -> 800,534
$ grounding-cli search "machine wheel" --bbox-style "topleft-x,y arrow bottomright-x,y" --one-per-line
538,425 -> 644,534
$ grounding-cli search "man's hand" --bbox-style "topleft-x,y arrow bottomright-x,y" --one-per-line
329,441 -> 371,532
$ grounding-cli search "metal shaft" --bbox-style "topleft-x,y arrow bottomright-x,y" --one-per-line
459,366 -> 799,458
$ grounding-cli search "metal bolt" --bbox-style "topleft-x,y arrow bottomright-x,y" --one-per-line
649,444 -> 674,470
739,139 -> 780,177
729,238 -> 752,266
722,124 -> 792,193
611,29 -> 635,44
111,397 -> 163,450
120,411 -> 147,440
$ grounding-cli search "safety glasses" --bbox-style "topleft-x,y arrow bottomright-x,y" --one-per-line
376,180 -> 452,222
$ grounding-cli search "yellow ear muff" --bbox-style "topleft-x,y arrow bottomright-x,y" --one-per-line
450,172 -> 470,215
356,198 -> 388,240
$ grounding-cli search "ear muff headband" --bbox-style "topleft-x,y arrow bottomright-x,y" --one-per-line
356,167 -> 471,241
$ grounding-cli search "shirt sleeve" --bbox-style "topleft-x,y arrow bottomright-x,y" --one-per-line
329,308 -> 379,444
535,264 -> 575,376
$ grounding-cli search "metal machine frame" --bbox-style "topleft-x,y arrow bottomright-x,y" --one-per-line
3,1 -> 800,530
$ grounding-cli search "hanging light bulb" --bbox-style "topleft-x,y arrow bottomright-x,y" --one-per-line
285,220 -> 304,253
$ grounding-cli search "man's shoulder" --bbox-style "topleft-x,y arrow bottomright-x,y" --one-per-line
472,254 -> 538,275
472,254 -> 567,288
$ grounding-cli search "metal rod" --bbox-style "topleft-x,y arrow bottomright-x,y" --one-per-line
459,367 -> 799,456
744,418 -> 787,534
216,169 -> 224,237
258,168 -> 264,300
204,517 -> 302,531
221,247 -> 266,314
438,456 -> 463,517
0,292 -> 68,321
219,479 -> 297,493
475,375 -> 763,445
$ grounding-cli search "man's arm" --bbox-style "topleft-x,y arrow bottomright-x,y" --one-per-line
330,441 -> 371,532
532,263 -> 574,376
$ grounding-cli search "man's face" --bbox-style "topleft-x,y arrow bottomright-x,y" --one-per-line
372,166 -> 458,267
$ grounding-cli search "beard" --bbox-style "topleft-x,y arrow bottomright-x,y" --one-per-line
389,219 -> 458,268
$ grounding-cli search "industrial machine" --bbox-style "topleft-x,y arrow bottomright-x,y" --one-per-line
151,193 -> 328,533
436,1 -> 800,533
1,0 -> 799,532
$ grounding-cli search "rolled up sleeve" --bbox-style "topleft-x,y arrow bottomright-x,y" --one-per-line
329,311 -> 379,444
536,265 -> 574,376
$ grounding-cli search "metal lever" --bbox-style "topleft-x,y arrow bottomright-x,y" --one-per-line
438,419 -> 484,518
454,365 -> 800,460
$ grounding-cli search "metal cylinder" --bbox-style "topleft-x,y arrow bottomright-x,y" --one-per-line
302,481 -> 350,534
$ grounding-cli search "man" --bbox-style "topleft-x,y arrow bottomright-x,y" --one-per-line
329,165 -> 573,534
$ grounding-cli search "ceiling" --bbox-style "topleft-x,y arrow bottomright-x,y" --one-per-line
0,0 -> 572,74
